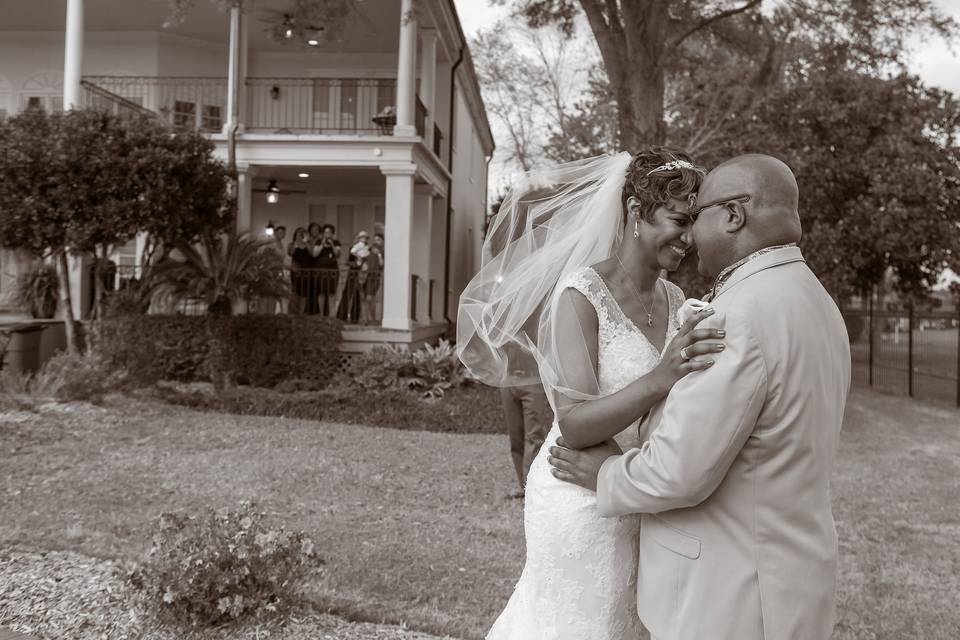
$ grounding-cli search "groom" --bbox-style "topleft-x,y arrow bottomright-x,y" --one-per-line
548,154 -> 851,640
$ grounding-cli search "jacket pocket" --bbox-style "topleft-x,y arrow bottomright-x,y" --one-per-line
645,515 -> 701,560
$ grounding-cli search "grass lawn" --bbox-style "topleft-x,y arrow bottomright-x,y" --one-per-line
1,388 -> 959,639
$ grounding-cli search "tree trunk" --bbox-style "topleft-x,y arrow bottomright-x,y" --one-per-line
56,251 -> 80,355
615,71 -> 666,151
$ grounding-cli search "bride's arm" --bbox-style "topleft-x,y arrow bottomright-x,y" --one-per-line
553,289 -> 723,450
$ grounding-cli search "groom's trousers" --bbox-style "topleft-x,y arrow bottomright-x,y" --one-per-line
500,384 -> 550,490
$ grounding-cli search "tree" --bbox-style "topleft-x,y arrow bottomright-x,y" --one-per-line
0,108 -> 233,351
508,0 -> 956,152
715,69 -> 960,300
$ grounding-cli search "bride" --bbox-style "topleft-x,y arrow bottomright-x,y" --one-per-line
457,147 -> 726,639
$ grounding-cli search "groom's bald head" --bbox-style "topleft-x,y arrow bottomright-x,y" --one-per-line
691,154 -> 802,278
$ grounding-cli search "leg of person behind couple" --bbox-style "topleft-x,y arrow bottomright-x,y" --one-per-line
500,384 -> 550,495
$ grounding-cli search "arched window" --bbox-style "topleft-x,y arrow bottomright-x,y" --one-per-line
20,72 -> 64,113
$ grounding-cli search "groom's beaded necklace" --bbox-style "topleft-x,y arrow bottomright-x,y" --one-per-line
706,242 -> 798,301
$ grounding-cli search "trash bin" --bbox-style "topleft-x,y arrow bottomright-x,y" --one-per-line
0,323 -> 47,375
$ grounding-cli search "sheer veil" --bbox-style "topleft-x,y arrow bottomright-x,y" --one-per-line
457,152 -> 634,417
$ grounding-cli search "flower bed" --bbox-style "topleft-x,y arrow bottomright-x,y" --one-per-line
153,381 -> 506,435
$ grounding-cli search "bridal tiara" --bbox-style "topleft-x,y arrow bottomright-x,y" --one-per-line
646,159 -> 705,176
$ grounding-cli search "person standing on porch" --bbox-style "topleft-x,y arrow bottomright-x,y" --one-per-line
288,227 -> 311,315
311,224 -> 340,316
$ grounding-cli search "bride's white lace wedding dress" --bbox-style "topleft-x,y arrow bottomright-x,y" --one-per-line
487,266 -> 684,640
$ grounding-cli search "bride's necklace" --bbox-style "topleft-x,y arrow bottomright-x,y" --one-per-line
615,255 -> 660,328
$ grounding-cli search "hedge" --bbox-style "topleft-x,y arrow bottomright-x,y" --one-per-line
98,314 -> 342,388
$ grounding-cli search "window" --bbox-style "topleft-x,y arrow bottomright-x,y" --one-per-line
173,100 -> 196,128
337,204 -> 355,245
376,80 -> 395,115
339,82 -> 357,131
201,104 -> 222,131
313,82 -> 331,131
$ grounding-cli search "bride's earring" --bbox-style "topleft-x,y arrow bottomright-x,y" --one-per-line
633,217 -> 640,240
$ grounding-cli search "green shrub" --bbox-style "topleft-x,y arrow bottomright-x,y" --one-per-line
342,339 -> 466,398
13,261 -> 59,319
97,314 -> 342,388
126,501 -> 318,627
0,352 -> 121,402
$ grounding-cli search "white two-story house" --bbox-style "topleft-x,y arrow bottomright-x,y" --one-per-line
0,0 -> 494,351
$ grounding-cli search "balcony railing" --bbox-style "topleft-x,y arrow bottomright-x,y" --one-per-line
81,76 -> 429,138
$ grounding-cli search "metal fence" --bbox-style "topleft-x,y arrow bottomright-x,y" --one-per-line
842,301 -> 960,406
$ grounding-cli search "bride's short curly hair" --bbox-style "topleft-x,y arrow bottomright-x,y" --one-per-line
622,146 -> 705,225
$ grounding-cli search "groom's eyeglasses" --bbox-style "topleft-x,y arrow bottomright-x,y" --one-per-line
686,193 -> 751,222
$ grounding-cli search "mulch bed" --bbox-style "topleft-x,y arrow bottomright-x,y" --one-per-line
0,550 -> 457,640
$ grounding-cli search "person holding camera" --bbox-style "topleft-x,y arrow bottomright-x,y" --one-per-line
310,223 -> 341,316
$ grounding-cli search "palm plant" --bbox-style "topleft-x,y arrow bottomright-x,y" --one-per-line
149,230 -> 289,316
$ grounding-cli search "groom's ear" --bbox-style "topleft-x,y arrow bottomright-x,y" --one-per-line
724,201 -> 748,233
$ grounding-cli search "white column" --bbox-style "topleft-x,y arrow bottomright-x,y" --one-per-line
63,0 -> 84,109
419,30 -> 437,147
381,165 -> 417,329
224,5 -> 242,134
394,0 -> 418,137
428,193 -> 446,321
65,0 -> 86,317
236,165 -> 254,232
413,185 -> 434,321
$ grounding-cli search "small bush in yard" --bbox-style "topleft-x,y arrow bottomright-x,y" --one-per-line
127,501 -> 319,627
343,339 -> 466,398
0,352 -> 122,402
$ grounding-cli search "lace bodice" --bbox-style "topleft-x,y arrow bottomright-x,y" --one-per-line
561,266 -> 685,449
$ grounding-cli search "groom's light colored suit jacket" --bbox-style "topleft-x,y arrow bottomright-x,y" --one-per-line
597,246 -> 851,640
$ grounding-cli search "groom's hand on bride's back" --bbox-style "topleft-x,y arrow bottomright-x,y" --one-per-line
548,437 -> 622,492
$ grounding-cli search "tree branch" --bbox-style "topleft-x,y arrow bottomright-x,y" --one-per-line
670,0 -> 762,48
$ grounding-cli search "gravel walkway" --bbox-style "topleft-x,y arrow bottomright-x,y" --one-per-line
0,550 -> 456,640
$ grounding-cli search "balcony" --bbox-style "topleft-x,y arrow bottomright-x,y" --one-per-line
81,76 -> 428,138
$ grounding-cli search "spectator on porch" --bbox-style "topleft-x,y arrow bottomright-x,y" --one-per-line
361,232 -> 385,324
338,230 -> 369,323
288,227 -> 311,315
270,225 -> 288,314
313,223 -> 341,316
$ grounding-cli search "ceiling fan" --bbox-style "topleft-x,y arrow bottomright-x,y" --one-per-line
253,179 -> 307,204
256,1 -> 367,47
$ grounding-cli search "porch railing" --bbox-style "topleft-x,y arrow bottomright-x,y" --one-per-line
81,76 -> 428,137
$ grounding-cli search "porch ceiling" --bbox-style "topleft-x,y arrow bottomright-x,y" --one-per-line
5,0 -> 403,54
253,166 -> 385,197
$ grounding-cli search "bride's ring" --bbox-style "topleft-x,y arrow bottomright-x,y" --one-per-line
680,346 -> 691,361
